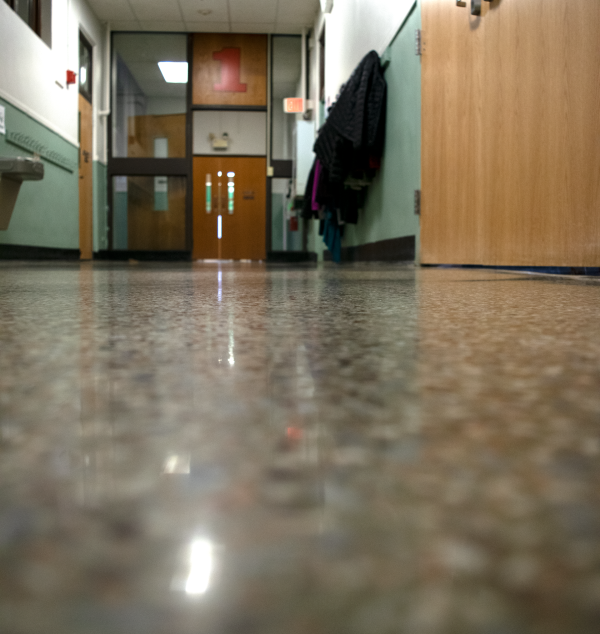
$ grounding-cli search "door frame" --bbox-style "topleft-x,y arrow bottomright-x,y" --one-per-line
78,29 -> 94,260
106,32 -> 193,255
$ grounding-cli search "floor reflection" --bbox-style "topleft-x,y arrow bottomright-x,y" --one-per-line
0,262 -> 598,634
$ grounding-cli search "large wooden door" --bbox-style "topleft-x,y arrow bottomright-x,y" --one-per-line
193,156 -> 266,260
421,0 -> 600,266
78,94 -> 93,260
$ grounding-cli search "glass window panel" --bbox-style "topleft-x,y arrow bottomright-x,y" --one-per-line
79,33 -> 92,102
271,36 -> 302,161
112,176 -> 187,250
5,0 -> 44,38
14,0 -> 31,24
112,34 -> 187,158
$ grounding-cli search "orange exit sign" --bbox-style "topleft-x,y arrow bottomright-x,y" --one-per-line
283,98 -> 305,113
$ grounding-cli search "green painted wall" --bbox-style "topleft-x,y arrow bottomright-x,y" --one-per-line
344,2 -> 421,252
93,161 -> 108,252
0,97 -> 79,249
113,188 -> 128,250
311,1 -> 421,260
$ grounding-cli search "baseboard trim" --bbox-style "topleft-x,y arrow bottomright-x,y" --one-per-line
94,250 -> 191,262
0,244 -> 80,260
421,263 -> 600,276
267,251 -> 317,263
324,235 -> 416,262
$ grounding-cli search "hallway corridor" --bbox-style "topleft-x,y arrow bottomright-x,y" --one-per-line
0,262 -> 599,633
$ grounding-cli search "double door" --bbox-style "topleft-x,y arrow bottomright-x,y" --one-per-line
193,156 -> 266,260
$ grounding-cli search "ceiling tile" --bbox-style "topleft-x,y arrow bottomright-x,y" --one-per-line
184,21 -> 231,33
111,20 -> 143,31
229,0 -> 277,23
129,0 -> 182,21
276,0 -> 319,24
89,0 -> 136,21
139,21 -> 187,32
230,22 -> 275,33
178,0 -> 229,22
87,0 -> 318,34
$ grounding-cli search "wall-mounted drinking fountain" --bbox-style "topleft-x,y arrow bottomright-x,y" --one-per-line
0,157 -> 44,230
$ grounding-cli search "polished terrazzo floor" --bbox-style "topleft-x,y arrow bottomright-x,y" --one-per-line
0,261 -> 599,634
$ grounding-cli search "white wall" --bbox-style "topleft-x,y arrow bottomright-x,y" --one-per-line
0,0 -> 107,161
317,0 -> 415,105
193,111 -> 267,156
295,119 -> 315,193
75,0 -> 109,164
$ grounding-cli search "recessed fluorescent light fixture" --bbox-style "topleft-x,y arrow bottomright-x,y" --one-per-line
158,62 -> 188,83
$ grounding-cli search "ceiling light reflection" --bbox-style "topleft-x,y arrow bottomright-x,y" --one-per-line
163,453 -> 191,474
185,538 -> 213,595
158,61 -> 188,83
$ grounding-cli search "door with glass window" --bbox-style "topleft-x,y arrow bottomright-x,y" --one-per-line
193,156 -> 266,260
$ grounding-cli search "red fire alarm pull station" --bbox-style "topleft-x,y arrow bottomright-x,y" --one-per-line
66,70 -> 77,85
283,98 -> 304,114
290,216 -> 299,232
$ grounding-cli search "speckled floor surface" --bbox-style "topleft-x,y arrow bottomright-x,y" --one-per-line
0,261 -> 599,634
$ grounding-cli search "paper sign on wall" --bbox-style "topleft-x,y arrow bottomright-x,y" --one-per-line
0,106 -> 5,135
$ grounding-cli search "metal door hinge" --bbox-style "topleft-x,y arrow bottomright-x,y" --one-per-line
414,190 -> 421,216
415,30 -> 422,56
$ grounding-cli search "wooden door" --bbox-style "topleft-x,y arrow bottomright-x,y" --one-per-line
78,94 -> 93,260
193,156 -> 266,260
421,0 -> 600,266
127,176 -> 187,251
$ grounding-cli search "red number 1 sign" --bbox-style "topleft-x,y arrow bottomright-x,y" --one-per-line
212,48 -> 247,93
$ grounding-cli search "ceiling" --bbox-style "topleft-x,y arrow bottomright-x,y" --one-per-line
88,0 -> 320,34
